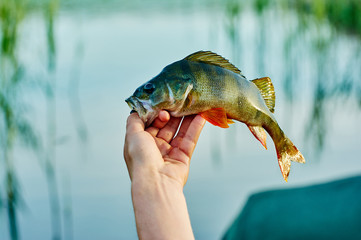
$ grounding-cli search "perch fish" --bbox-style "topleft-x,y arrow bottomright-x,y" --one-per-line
126,51 -> 305,181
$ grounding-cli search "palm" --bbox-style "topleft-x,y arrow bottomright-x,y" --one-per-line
146,115 -> 205,184
125,112 -> 205,186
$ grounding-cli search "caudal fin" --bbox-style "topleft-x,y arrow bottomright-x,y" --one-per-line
275,137 -> 305,182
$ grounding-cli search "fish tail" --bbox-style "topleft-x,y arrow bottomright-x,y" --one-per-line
263,120 -> 305,182
274,134 -> 305,182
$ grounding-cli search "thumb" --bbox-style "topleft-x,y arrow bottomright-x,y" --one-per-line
126,113 -> 145,134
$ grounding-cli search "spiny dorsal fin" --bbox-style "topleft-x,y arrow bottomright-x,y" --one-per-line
184,51 -> 245,78
251,77 -> 276,113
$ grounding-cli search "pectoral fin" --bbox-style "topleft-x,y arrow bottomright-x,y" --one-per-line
248,125 -> 267,149
200,108 -> 234,128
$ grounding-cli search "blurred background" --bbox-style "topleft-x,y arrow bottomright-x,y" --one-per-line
1,0 -> 361,239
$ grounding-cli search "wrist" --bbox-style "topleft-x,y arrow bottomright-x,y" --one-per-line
130,171 -> 194,240
131,169 -> 184,200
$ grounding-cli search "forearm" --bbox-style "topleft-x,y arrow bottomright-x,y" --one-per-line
131,171 -> 194,240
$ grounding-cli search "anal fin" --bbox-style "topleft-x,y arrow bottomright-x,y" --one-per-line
248,126 -> 267,149
200,108 -> 233,128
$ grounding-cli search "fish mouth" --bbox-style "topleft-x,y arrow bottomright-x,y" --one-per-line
125,96 -> 158,127
126,96 -> 145,114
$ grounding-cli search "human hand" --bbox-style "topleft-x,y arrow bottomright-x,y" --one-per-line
124,110 -> 206,188
124,111 -> 205,240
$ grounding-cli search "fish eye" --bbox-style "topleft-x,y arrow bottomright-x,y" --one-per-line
144,83 -> 155,94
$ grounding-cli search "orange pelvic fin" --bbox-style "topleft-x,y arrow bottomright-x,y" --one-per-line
200,108 -> 233,128
248,126 -> 267,149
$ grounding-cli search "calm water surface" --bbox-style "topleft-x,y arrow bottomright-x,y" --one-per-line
1,1 -> 361,239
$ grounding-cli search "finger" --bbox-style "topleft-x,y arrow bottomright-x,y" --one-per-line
146,111 -> 170,137
156,116 -> 182,143
173,115 -> 195,139
168,115 -> 195,152
152,110 -> 170,128
154,138 -> 172,156
126,113 -> 145,134
172,115 -> 206,158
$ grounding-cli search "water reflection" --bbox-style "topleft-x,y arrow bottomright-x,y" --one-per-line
221,0 -> 361,154
0,0 -> 68,239
224,0 -> 242,66
0,1 -> 35,240
42,1 -> 63,239
0,0 -> 360,239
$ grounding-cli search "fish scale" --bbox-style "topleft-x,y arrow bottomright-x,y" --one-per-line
126,51 -> 305,181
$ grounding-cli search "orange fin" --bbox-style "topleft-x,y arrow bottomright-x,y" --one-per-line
227,119 -> 235,124
200,108 -> 232,128
248,126 -> 267,149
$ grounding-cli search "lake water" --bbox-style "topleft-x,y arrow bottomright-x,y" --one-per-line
1,1 -> 361,239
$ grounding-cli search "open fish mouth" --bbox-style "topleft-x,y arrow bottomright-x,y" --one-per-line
125,96 -> 158,126
125,96 -> 145,114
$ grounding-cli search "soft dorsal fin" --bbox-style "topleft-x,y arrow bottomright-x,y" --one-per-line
184,51 -> 245,78
251,77 -> 276,113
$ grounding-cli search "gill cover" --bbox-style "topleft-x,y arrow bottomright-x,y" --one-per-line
164,76 -> 193,108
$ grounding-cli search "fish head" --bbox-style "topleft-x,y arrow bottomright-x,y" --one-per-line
125,79 -> 161,126
126,69 -> 193,127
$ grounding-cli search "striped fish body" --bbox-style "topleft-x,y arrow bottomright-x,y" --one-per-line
167,59 -> 275,127
126,51 -> 305,181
